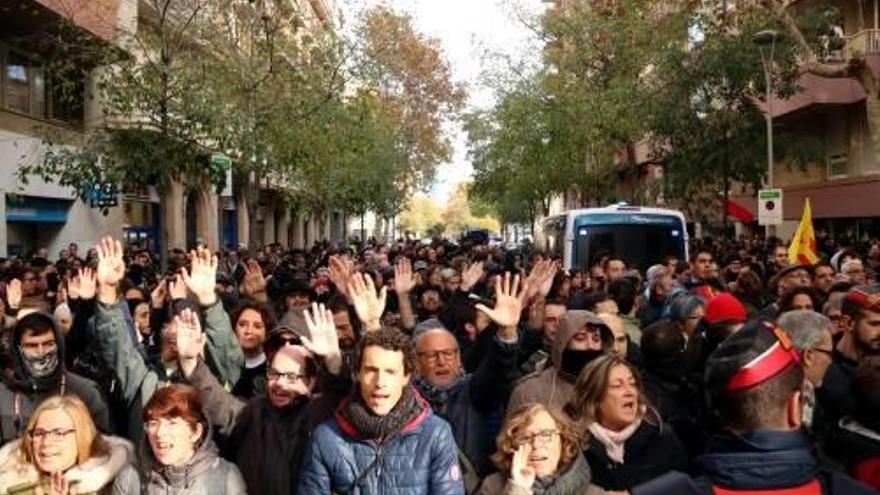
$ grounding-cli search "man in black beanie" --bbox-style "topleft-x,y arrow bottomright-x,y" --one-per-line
633,320 -> 874,494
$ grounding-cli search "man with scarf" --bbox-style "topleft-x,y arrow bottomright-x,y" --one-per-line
298,325 -> 464,494
412,272 -> 527,486
508,309 -> 614,412
176,301 -> 347,495
632,320 -> 875,495
0,310 -> 109,443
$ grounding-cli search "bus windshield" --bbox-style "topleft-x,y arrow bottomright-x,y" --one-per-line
572,213 -> 685,271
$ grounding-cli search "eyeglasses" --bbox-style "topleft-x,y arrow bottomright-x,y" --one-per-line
812,347 -> 834,358
29,428 -> 75,442
515,429 -> 559,447
417,349 -> 459,363
267,369 -> 310,383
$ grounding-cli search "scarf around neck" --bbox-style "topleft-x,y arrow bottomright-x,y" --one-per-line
413,370 -> 465,412
530,452 -> 593,495
338,385 -> 425,441
588,418 -> 641,464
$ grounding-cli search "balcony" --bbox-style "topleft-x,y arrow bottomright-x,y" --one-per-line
843,29 -> 880,58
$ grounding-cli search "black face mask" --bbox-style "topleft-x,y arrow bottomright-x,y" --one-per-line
559,349 -> 604,377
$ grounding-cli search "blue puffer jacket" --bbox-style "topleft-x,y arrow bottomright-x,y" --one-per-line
297,392 -> 465,495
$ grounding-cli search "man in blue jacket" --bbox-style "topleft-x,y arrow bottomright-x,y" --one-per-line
298,326 -> 464,495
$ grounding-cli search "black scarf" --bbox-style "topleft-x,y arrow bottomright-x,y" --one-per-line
413,370 -> 464,413
559,349 -> 604,380
338,385 -> 425,441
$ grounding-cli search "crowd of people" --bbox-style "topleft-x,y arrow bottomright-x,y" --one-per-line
0,233 -> 877,494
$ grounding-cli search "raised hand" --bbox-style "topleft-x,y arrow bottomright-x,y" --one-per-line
328,255 -> 353,300
66,274 -> 80,301
348,272 -> 386,332
460,261 -> 485,293
174,308 -> 205,376
95,237 -> 124,305
150,279 -> 167,309
510,444 -> 536,490
393,258 -> 417,294
77,267 -> 97,301
168,273 -> 188,301
302,302 -> 343,374
181,246 -> 218,306
241,259 -> 267,296
95,237 -> 125,288
475,272 -> 529,329
526,259 -> 557,300
6,278 -> 21,309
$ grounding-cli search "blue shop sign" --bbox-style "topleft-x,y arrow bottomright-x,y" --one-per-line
6,196 -> 72,223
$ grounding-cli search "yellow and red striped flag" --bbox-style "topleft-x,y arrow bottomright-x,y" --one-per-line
788,198 -> 819,266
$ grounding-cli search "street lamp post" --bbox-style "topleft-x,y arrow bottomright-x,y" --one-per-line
754,29 -> 783,239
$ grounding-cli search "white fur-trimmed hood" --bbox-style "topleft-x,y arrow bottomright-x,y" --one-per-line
0,435 -> 134,494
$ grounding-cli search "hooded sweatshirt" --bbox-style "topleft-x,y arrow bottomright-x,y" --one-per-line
0,312 -> 109,444
508,311 -> 611,412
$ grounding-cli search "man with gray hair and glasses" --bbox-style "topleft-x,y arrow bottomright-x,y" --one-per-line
777,310 -> 836,437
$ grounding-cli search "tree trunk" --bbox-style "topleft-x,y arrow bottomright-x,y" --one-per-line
247,173 -> 260,251
361,213 -> 366,243
162,176 -> 187,254
195,175 -> 220,252
233,171 -> 250,249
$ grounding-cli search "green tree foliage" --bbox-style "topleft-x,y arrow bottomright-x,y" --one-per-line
468,0 -> 827,225
16,1 -> 461,248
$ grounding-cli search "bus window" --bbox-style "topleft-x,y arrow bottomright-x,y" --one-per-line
574,223 -> 685,271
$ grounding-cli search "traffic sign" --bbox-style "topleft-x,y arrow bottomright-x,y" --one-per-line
758,188 -> 783,226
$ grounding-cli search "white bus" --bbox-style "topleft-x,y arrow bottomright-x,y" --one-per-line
538,204 -> 689,271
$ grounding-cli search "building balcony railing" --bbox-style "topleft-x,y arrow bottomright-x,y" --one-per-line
843,29 -> 880,59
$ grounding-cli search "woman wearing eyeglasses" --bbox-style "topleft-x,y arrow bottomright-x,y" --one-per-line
566,355 -> 688,491
114,385 -> 245,494
172,303 -> 347,495
0,395 -> 132,495
476,403 -> 611,495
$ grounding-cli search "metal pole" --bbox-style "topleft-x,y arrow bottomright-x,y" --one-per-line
762,42 -> 777,239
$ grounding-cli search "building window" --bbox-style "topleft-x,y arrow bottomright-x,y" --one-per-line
827,153 -> 848,178
31,66 -> 46,117
5,53 -> 30,114
1,46 -> 83,125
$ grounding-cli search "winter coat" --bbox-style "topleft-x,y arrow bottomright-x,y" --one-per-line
297,391 -> 465,495
112,423 -> 246,495
508,312 -> 607,412
584,420 -> 688,491
0,435 -> 133,495
186,358 -> 343,495
477,453 -> 607,495
817,352 -> 857,425
825,417 -> 880,490
630,429 -> 876,495
0,312 -> 109,444
641,368 -> 706,457
93,300 -> 243,446
418,329 -> 520,477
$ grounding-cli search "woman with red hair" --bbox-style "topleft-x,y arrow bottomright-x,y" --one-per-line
114,385 -> 246,494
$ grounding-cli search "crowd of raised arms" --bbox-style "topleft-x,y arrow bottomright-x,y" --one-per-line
0,234 -> 878,495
